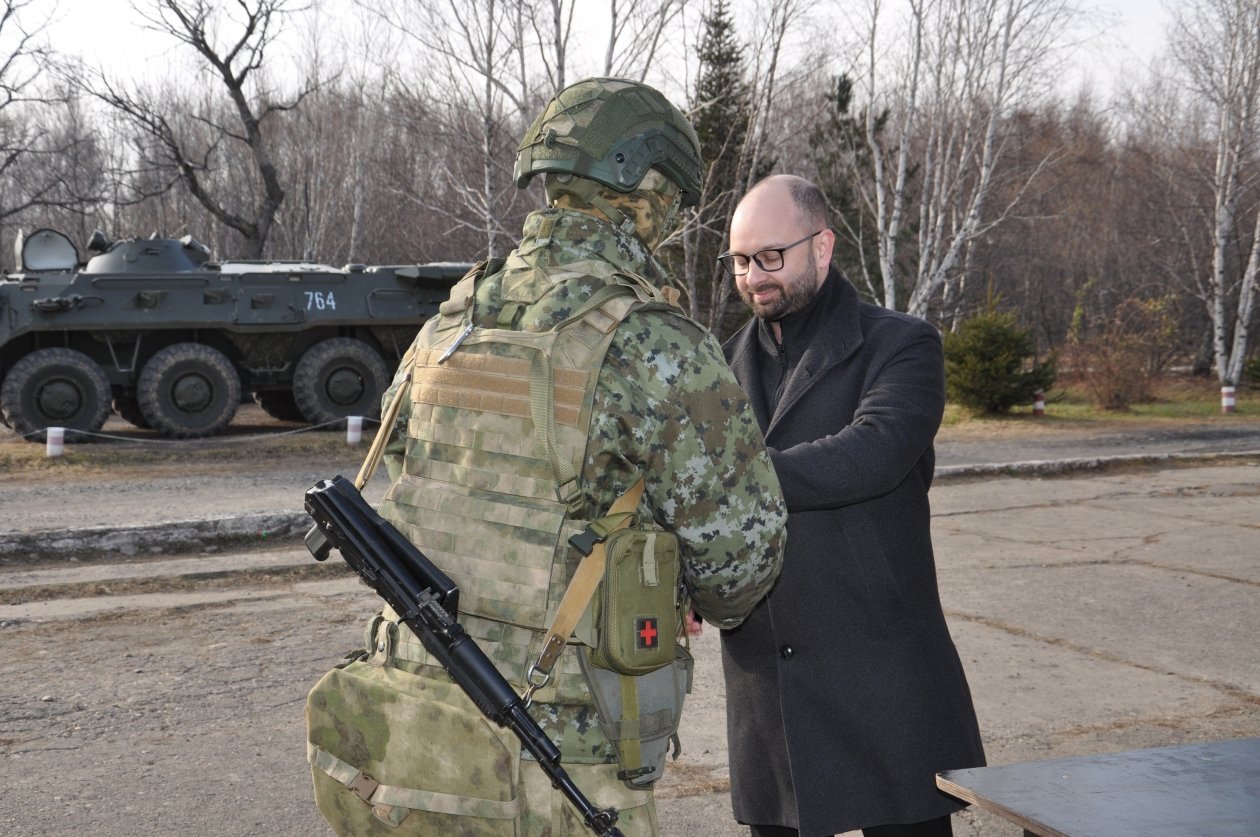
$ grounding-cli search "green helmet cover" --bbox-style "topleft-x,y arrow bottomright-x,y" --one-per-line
515,77 -> 703,207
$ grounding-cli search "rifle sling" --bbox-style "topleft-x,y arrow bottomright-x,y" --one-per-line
532,477 -> 645,679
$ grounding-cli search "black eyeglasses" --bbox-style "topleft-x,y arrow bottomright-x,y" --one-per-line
717,230 -> 824,276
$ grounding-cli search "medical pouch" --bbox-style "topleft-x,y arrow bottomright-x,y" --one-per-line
587,526 -> 682,677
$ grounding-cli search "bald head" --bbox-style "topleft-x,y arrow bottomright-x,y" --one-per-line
740,174 -> 830,233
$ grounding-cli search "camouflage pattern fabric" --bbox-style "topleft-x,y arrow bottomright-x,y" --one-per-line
514,77 -> 703,205
381,206 -> 784,632
308,658 -> 659,836
357,204 -> 784,830
547,169 -> 680,251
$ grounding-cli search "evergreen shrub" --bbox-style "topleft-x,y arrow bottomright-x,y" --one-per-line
943,309 -> 1056,414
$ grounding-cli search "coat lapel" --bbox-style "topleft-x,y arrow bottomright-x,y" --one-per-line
765,271 -> 863,440
725,325 -> 774,432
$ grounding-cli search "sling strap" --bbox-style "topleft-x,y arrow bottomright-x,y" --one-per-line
524,476 -> 645,704
354,362 -> 413,491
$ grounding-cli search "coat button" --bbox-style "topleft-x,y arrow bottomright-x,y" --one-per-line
779,645 -> 794,660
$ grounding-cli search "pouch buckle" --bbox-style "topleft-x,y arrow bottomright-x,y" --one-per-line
617,765 -> 653,782
569,512 -> 638,557
346,771 -> 380,804
568,526 -> 608,558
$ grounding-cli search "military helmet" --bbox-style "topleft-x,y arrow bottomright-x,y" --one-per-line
514,77 -> 703,207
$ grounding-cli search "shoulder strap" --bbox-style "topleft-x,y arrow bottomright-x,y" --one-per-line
524,476 -> 645,703
354,363 -> 413,490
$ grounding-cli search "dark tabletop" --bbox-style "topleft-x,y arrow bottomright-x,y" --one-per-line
937,737 -> 1260,837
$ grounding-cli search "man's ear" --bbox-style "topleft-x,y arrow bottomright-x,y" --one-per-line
815,228 -> 836,278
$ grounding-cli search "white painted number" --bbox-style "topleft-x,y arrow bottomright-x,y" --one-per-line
305,291 -> 337,311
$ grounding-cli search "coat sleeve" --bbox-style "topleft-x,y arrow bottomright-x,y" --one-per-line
770,318 -> 944,512
590,313 -> 786,629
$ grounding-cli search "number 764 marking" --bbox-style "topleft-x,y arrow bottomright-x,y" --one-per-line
305,291 -> 337,311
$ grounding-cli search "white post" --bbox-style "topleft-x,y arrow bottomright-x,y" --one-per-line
1221,386 -> 1237,414
46,427 -> 65,458
346,416 -> 363,445
1032,391 -> 1046,417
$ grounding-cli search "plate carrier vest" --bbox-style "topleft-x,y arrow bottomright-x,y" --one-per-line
369,258 -> 692,783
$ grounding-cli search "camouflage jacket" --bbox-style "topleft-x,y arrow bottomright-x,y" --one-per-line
378,207 -> 785,757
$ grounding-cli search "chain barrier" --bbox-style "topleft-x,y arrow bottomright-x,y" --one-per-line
8,416 -> 383,450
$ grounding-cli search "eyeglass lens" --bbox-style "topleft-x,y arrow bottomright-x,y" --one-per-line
721,249 -> 783,275
718,231 -> 821,276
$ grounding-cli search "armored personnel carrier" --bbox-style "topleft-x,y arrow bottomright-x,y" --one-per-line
0,229 -> 470,441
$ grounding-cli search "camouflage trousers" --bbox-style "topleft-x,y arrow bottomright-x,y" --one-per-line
308,659 -> 658,836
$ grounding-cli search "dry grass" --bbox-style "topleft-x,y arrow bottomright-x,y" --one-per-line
0,404 -> 372,477
940,373 -> 1258,439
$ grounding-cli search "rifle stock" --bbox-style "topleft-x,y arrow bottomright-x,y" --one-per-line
304,475 -> 623,837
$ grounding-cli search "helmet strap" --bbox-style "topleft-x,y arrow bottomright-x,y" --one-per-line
557,176 -> 638,238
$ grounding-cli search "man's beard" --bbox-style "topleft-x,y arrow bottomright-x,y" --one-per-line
738,258 -> 820,322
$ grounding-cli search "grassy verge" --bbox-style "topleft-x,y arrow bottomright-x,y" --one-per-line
3,375 -> 1257,473
0,424 -> 369,476
942,374 -> 1257,429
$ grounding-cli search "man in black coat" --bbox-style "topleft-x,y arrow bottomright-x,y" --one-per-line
718,174 -> 986,837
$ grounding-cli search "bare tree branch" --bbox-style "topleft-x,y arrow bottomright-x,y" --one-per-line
74,0 -> 320,257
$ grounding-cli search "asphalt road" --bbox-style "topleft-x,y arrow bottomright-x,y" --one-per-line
4,406 -> 1260,542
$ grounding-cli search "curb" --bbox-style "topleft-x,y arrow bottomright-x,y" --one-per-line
0,512 -> 311,565
933,448 -> 1260,481
4,451 -> 1259,563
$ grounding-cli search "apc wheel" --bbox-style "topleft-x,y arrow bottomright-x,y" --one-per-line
253,390 -> 305,423
137,343 -> 241,438
113,395 -> 150,429
292,338 -> 388,427
0,348 -> 111,442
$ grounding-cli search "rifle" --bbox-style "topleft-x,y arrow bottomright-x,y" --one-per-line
304,474 -> 624,837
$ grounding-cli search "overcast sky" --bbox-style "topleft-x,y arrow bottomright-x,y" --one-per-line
45,0 -> 1174,98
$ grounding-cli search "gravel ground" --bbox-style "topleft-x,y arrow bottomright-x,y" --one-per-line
3,405 -> 1260,836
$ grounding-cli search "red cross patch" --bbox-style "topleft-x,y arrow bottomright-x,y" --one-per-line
635,616 -> 659,650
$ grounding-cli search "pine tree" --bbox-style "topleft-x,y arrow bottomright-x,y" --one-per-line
693,0 -> 750,201
666,0 -> 756,337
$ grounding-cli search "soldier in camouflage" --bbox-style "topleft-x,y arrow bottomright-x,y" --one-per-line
323,78 -> 785,836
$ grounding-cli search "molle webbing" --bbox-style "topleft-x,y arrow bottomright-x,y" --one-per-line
376,283 -> 651,702
409,349 -> 590,428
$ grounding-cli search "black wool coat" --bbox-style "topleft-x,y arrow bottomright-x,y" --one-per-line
720,270 -> 986,836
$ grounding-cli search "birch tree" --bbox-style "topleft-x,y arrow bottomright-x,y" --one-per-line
602,0 -> 690,81
740,0 -> 806,192
1168,0 -> 1260,389
859,0 -> 1076,318
527,0 -> 575,91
